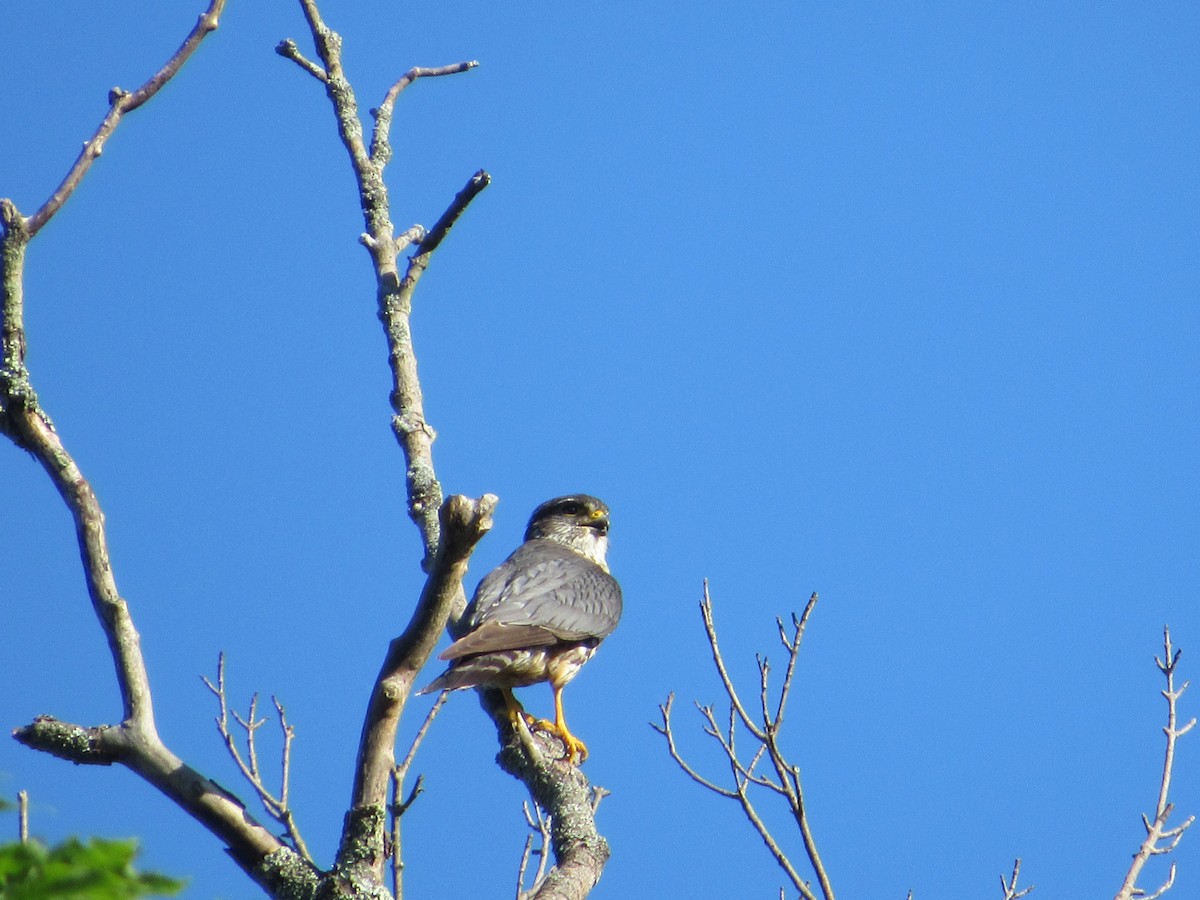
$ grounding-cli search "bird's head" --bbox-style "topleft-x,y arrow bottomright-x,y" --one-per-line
524,494 -> 612,568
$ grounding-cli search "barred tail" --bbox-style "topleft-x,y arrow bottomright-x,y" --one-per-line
416,650 -> 532,695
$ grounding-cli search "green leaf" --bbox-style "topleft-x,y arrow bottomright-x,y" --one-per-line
0,837 -> 184,899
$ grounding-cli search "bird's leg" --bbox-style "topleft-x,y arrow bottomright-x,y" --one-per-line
500,688 -> 526,722
528,684 -> 588,763
499,688 -> 543,757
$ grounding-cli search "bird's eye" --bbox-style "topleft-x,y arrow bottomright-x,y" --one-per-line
559,501 -> 583,516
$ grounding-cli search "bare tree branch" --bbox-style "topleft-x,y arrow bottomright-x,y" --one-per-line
698,581 -> 767,741
999,859 -> 1033,899
371,63 -> 480,166
515,833 -> 536,900
23,1 -> 229,238
275,38 -> 328,82
201,655 -> 315,865
387,773 -> 425,900
651,695 -> 738,798
390,692 -> 447,900
1,7 -> 320,895
379,167 -> 490,584
339,493 -> 494,886
5,3 -> 601,897
17,791 -> 28,844
481,684 -> 612,900
278,8 -> 591,900
1114,627 -> 1195,900
654,584 -> 833,900
281,0 -> 486,573
515,800 -> 553,899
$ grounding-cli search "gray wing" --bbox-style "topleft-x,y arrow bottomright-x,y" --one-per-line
462,539 -> 622,644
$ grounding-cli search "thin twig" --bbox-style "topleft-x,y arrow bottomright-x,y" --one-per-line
514,833 -> 535,900
1114,628 -> 1194,900
395,691 -> 448,781
514,801 -> 553,899
763,732 -> 832,900
371,62 -> 480,165
650,695 -> 737,797
774,594 -> 819,727
390,691 -> 447,899
275,38 -> 327,82
17,791 -> 28,844
728,765 -> 811,899
201,654 -> 314,864
999,858 -> 1033,899
25,1 -> 228,237
390,772 -> 425,900
653,584 -> 834,900
700,581 -> 766,740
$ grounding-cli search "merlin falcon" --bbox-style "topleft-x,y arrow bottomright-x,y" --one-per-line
419,494 -> 623,762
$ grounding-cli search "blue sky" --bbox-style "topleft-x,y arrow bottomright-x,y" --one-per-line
2,2 -> 1198,898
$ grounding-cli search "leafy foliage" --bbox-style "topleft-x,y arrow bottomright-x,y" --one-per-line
0,837 -> 183,900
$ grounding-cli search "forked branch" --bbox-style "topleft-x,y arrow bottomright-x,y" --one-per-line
389,691 -> 447,900
514,800 -> 553,899
1113,627 -> 1195,900
1,6 -> 313,895
279,0 -> 486,572
999,859 -> 1033,899
202,654 -> 314,864
285,4 -> 623,899
653,583 -> 832,900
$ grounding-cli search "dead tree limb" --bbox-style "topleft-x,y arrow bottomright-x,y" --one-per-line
999,859 -> 1033,900
653,583 -> 831,900
202,654 -> 314,865
278,0 -> 486,573
482,689 -> 611,900
1114,628 -> 1195,900
5,1 -> 609,895
280,3 -> 611,897
514,800 -> 553,899
1,6 -> 319,896
23,2 -> 229,238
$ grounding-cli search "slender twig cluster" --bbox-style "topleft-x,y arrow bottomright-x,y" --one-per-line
1114,627 -> 1195,900
389,691 -> 447,900
653,583 -> 833,900
999,859 -> 1033,899
201,654 -> 313,864
514,801 -> 553,899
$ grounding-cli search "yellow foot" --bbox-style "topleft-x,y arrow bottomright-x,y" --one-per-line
523,714 -> 589,763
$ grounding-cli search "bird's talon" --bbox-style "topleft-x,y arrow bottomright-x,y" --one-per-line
521,715 -> 589,762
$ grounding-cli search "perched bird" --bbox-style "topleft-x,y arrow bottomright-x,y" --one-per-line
419,494 -> 622,762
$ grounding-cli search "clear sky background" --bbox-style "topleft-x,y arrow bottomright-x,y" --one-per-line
2,2 -> 1197,898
